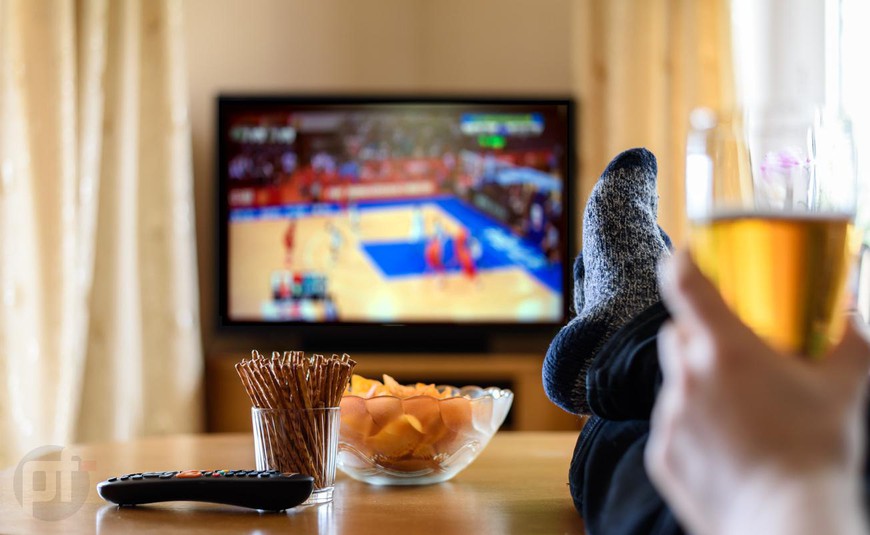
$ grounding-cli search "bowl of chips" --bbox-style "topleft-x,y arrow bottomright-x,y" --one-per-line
337,374 -> 513,485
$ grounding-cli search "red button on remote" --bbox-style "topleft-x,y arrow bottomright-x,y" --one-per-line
176,470 -> 202,478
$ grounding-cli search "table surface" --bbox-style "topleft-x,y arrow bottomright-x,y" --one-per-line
0,431 -> 585,534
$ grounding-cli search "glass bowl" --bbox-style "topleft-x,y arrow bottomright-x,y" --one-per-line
337,385 -> 513,485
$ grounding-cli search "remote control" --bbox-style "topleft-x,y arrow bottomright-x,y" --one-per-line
97,470 -> 314,512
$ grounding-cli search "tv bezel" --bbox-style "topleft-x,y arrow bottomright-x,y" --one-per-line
216,94 -> 575,345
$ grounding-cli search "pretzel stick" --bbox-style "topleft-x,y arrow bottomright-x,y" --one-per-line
235,350 -> 356,489
240,359 -> 304,472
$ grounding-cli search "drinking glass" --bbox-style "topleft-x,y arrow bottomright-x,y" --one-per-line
252,407 -> 340,504
685,105 -> 858,358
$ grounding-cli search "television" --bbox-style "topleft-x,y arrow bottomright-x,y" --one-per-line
217,95 -> 574,348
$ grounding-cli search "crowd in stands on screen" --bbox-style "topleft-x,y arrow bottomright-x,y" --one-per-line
508,186 -> 527,221
339,160 -> 360,182
308,176 -> 322,203
228,154 -> 251,180
482,152 -> 498,182
543,222 -> 560,263
525,204 -> 547,245
228,147 -> 285,184
281,151 -> 298,174
311,151 -> 337,174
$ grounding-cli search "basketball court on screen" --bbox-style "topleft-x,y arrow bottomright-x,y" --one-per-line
228,196 -> 561,322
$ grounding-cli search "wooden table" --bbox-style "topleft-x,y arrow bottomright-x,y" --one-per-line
0,432 -> 585,534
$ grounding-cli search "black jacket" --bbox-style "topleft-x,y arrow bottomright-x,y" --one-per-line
569,301 -> 685,535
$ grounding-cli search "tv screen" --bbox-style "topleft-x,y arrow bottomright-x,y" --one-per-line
218,96 -> 573,326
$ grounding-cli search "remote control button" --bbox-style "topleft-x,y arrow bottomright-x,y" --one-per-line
143,473 -> 160,478
119,475 -> 130,481
202,471 -> 213,477
131,475 -> 144,480
176,470 -> 202,479
258,473 -> 271,478
107,477 -> 117,482
246,471 -> 259,477
159,473 -> 173,479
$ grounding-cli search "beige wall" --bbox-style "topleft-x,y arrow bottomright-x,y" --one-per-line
183,0 -> 573,353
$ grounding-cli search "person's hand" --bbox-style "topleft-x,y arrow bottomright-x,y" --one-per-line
645,250 -> 870,535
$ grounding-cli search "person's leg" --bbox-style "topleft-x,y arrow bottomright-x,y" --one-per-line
571,417 -> 686,535
543,148 -> 671,415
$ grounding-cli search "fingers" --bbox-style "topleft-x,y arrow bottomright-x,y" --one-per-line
653,322 -> 694,476
658,249 -> 771,378
645,401 -> 674,493
825,319 -> 870,389
657,321 -> 684,381
659,250 -> 743,337
647,325 -> 710,535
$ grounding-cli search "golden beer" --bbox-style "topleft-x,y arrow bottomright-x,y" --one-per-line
690,213 -> 855,359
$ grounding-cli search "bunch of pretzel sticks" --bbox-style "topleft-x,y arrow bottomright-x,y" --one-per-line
236,351 -> 356,488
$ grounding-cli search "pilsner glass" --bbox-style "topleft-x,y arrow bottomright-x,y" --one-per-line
685,106 -> 858,359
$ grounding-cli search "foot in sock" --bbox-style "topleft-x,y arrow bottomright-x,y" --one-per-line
543,147 -> 672,415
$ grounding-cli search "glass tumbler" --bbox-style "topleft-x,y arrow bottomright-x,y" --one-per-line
252,407 -> 340,504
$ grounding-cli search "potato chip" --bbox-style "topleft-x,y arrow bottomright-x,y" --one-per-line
349,374 -> 385,397
339,395 -> 380,441
439,396 -> 473,432
341,373 -> 479,469
382,374 -> 414,397
344,374 -> 461,400
338,379 -> 513,484
364,415 -> 424,458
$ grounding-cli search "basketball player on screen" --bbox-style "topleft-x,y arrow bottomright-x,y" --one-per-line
327,222 -> 343,264
410,205 -> 425,242
283,219 -> 296,266
424,218 -> 446,286
453,228 -> 480,287
348,188 -> 361,234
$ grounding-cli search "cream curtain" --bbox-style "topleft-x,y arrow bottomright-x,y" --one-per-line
572,0 -> 735,246
0,0 -> 203,467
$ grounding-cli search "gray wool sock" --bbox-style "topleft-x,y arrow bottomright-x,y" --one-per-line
581,148 -> 669,323
543,147 -> 671,414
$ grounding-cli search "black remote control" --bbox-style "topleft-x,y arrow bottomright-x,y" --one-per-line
97,470 -> 314,512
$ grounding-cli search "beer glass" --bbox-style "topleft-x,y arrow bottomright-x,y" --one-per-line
685,106 -> 858,359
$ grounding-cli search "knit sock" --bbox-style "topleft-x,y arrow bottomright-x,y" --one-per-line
543,147 -> 672,415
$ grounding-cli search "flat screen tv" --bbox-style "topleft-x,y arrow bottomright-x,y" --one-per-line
217,95 -> 574,339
